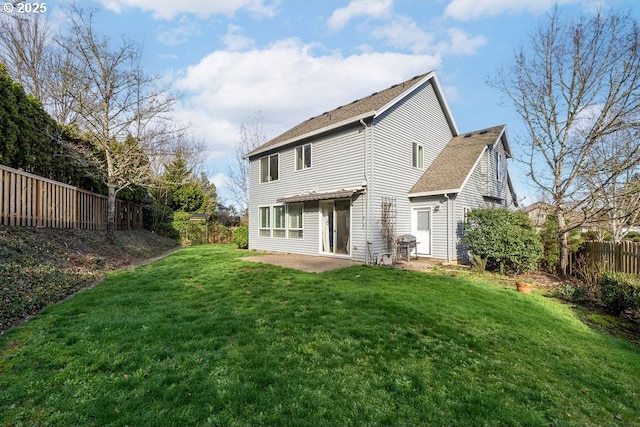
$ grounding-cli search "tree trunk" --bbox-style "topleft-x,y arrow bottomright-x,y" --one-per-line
106,184 -> 116,242
557,213 -> 569,277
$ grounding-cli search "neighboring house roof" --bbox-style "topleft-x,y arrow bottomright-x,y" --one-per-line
409,125 -> 508,197
245,70 -> 458,158
520,201 -> 553,214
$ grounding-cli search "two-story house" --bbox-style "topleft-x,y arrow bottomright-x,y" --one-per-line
245,70 -> 518,264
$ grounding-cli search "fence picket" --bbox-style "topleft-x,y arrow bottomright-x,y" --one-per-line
580,240 -> 640,275
0,164 -> 142,231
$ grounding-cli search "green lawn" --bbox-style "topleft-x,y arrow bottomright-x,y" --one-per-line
1,245 -> 639,426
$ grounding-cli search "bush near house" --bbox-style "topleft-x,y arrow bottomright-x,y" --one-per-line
232,225 -> 249,249
464,208 -> 542,274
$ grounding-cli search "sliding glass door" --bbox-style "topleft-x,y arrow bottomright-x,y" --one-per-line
320,200 -> 350,255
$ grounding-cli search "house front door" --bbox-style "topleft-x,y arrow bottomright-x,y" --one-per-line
412,208 -> 431,256
320,200 -> 350,255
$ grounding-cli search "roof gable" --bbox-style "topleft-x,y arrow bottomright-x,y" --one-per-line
246,70 -> 457,158
409,125 -> 507,196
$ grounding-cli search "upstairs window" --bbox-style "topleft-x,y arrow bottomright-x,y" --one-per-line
296,144 -> 312,170
260,154 -> 279,183
496,150 -> 503,182
412,142 -> 424,169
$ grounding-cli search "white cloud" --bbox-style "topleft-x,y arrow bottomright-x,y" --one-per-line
372,17 -> 434,54
171,38 -> 439,183
210,172 -> 231,192
222,25 -> 255,51
93,0 -> 278,19
327,0 -> 393,30
372,18 -> 486,56
444,0 -> 584,21
156,17 -> 201,46
437,28 -> 486,55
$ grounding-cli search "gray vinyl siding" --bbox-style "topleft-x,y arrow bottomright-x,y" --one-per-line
409,197 -> 450,260
368,81 -> 454,257
248,124 -> 368,260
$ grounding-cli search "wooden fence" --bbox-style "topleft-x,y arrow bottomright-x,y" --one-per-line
1,164 -> 143,230
581,241 -> 640,275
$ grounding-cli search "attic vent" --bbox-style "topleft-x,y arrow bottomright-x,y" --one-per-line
370,92 -> 378,96
479,130 -> 488,134
463,134 -> 472,138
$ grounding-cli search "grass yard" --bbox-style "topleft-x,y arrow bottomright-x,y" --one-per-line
1,245 -> 639,426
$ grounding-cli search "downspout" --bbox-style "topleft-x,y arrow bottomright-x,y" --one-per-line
360,119 -> 370,264
444,193 -> 451,264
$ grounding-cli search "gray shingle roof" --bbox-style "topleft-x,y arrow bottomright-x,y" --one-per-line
246,71 -> 434,158
409,125 -> 506,195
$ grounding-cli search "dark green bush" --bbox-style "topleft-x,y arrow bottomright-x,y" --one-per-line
625,232 -> 640,243
598,272 -> 640,316
143,204 -> 178,239
232,226 -> 249,249
463,208 -> 543,274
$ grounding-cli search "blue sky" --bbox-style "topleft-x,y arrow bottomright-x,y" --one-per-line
12,0 -> 639,206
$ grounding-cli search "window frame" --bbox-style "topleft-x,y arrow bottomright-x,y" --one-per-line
273,205 -> 286,238
259,153 -> 279,183
412,142 -> 424,169
295,143 -> 312,171
259,206 -> 271,237
287,203 -> 304,238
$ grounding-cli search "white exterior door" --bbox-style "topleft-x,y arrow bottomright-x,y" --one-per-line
412,208 -> 431,256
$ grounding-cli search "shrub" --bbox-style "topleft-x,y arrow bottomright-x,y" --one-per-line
598,272 -> 640,316
463,208 -> 543,274
625,232 -> 640,243
571,253 -> 606,300
172,212 -> 208,245
209,222 -> 232,243
143,204 -> 178,239
232,226 -> 249,249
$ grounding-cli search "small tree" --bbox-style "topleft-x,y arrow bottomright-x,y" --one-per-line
464,208 -> 543,274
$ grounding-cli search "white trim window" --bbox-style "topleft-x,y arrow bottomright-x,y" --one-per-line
273,205 -> 286,238
287,203 -> 303,238
259,206 -> 271,237
412,142 -> 424,169
496,150 -> 503,182
260,154 -> 279,183
295,144 -> 312,170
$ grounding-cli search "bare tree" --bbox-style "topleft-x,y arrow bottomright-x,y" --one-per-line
0,12 -> 50,101
583,129 -> 640,242
227,111 -> 268,213
489,8 -> 640,275
57,6 -> 178,240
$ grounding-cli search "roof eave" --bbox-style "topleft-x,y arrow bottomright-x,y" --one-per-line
408,189 -> 461,198
244,111 -> 375,159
